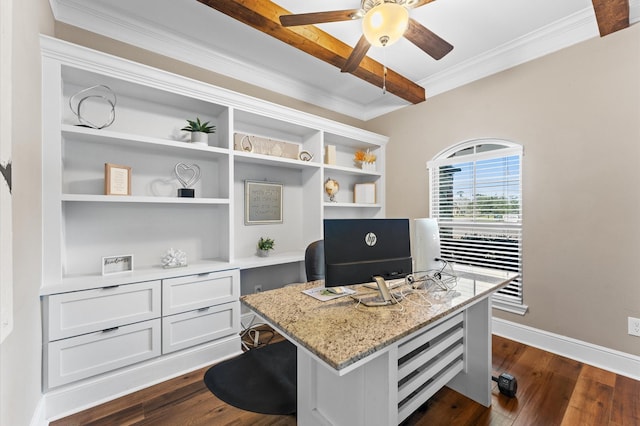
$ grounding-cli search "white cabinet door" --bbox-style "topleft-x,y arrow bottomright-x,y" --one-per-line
46,280 -> 161,341
162,301 -> 240,354
46,319 -> 161,389
162,270 -> 239,316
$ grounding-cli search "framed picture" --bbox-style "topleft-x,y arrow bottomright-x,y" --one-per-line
105,163 -> 131,195
354,183 -> 376,204
245,181 -> 283,225
102,254 -> 134,275
234,133 -> 299,159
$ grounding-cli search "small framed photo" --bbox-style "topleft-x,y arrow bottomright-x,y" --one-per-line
245,180 -> 283,225
105,163 -> 131,196
102,254 -> 134,275
354,183 -> 376,204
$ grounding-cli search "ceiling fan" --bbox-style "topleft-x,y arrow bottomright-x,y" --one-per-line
279,0 -> 453,73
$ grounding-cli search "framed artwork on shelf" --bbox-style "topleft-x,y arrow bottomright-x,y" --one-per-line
233,133 -> 299,159
245,180 -> 283,225
102,254 -> 134,275
104,163 -> 131,196
354,183 -> 376,204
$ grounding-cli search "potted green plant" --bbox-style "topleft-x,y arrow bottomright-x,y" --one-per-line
257,237 -> 275,257
181,117 -> 216,145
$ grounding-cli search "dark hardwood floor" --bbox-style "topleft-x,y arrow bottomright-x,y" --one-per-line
51,330 -> 640,426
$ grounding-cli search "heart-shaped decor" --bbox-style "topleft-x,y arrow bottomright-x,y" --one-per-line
174,163 -> 201,188
150,178 -> 176,197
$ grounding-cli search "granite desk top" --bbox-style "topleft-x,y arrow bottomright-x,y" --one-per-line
241,266 -> 518,371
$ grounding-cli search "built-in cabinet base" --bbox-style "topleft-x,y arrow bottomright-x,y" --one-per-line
44,335 -> 240,422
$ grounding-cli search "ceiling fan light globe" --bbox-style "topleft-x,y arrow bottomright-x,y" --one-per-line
362,3 -> 409,47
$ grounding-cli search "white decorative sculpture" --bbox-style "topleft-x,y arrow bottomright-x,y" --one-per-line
161,248 -> 187,268
174,162 -> 201,197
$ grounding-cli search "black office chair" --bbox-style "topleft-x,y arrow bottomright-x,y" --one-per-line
203,337 -> 296,415
203,242 -> 324,414
304,240 -> 324,281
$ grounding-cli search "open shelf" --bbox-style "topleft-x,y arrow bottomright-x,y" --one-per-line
61,194 -> 230,204
324,202 -> 383,208
62,125 -> 230,157
233,150 -> 321,170
324,164 -> 382,177
233,251 -> 305,270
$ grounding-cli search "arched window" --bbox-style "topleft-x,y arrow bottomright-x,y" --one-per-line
428,139 -> 526,314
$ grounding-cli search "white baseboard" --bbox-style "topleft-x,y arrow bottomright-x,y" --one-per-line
30,397 -> 47,426
44,335 -> 241,423
492,318 -> 640,381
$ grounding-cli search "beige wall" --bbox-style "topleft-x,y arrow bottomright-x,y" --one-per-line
366,25 -> 640,356
1,0 -> 54,425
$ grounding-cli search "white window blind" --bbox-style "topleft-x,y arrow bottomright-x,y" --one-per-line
428,141 -> 526,314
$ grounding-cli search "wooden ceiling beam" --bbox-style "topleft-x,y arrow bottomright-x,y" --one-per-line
197,0 -> 426,104
591,0 -> 629,37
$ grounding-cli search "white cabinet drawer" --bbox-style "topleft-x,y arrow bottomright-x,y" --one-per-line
162,301 -> 240,354
45,281 -> 161,341
162,270 -> 239,316
46,318 -> 161,389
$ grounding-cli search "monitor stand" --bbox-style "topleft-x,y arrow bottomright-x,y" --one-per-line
357,276 -> 398,307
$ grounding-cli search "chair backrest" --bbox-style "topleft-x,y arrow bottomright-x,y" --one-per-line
304,240 -> 324,282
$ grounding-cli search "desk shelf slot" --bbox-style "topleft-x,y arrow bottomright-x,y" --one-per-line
396,312 -> 465,423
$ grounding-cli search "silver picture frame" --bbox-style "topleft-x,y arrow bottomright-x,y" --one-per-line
244,181 -> 283,225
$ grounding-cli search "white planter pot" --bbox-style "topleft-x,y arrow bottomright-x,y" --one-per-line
361,162 -> 376,172
191,131 -> 209,145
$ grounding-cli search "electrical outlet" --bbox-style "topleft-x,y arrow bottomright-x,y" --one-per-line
629,317 -> 640,337
254,284 -> 263,293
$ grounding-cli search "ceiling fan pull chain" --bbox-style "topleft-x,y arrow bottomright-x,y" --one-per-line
383,66 -> 387,94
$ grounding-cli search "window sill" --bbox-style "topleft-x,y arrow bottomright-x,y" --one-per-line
492,299 -> 528,316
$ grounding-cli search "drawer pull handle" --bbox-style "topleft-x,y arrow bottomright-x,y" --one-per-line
102,285 -> 120,290
102,327 -> 119,333
198,307 -> 210,312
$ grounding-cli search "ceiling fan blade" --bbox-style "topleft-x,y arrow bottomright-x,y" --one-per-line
404,18 -> 453,60
198,0 -> 425,104
280,9 -> 361,27
341,35 -> 371,73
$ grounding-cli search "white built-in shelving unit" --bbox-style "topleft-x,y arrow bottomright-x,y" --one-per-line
41,38 -> 387,295
39,36 -> 387,414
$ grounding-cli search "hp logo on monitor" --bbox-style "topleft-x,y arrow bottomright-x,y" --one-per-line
364,232 -> 377,246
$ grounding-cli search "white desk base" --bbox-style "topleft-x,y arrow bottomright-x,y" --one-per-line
296,297 -> 492,425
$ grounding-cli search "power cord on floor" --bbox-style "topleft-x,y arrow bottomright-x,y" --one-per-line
492,372 -> 518,397
239,319 -> 276,351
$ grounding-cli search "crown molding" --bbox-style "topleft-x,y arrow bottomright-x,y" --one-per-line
419,8 -> 598,98
50,0 -> 371,120
49,1 -> 637,121
631,0 -> 640,23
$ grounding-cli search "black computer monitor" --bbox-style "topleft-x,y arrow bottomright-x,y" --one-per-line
324,218 -> 412,288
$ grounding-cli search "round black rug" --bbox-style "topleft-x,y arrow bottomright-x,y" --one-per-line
203,340 -> 297,415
